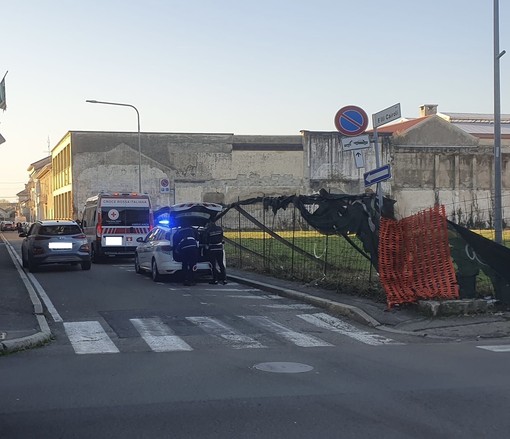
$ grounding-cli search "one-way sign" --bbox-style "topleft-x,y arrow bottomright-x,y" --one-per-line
364,164 -> 391,187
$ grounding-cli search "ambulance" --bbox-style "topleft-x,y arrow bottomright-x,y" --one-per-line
82,192 -> 153,262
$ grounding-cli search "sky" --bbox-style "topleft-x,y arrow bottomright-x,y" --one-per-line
0,0 -> 508,201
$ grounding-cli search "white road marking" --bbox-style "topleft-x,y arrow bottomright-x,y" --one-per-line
130,317 -> 192,352
25,272 -> 64,323
298,313 -> 403,346
226,295 -> 266,299
477,345 -> 510,352
64,321 -> 119,354
240,315 -> 333,347
207,288 -> 260,293
260,304 -> 317,310
186,316 -> 265,349
225,294 -> 283,300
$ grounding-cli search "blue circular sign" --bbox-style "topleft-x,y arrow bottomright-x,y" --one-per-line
334,105 -> 368,136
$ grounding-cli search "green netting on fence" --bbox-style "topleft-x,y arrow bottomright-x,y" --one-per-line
219,199 -> 385,300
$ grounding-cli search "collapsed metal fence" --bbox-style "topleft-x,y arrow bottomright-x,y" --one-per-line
216,194 -> 510,306
218,197 -> 385,301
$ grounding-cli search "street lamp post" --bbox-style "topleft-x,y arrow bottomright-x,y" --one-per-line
493,0 -> 506,244
86,100 -> 142,193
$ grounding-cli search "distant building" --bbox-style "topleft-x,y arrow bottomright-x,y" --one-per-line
50,131 -> 305,219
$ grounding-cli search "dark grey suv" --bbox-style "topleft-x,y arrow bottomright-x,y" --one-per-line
20,220 -> 91,272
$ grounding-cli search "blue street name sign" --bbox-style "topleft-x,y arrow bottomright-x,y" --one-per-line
364,164 -> 391,187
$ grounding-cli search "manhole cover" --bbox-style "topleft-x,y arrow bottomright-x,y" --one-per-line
253,362 -> 313,373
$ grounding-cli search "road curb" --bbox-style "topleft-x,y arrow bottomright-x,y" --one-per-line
1,237 -> 53,354
228,274 -> 455,340
1,315 -> 52,354
228,274 -> 382,327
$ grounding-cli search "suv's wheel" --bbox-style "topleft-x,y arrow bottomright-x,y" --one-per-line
135,254 -> 143,274
21,252 -> 28,268
81,261 -> 92,270
151,259 -> 162,282
91,245 -> 103,263
27,255 -> 38,272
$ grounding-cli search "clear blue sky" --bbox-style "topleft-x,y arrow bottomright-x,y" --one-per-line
0,0 -> 508,200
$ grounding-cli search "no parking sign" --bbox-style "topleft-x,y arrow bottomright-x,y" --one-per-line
334,105 -> 368,136
160,178 -> 170,193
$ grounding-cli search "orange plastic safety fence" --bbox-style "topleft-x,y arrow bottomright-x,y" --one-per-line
379,205 -> 459,308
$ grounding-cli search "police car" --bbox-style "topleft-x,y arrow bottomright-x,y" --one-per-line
134,202 -> 224,282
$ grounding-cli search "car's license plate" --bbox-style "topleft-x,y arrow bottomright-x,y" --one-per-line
105,236 -> 122,246
49,242 -> 73,249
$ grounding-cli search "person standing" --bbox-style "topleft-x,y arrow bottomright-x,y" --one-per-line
204,220 -> 226,285
173,225 -> 199,286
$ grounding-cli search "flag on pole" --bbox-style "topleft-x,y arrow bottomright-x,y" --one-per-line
0,72 -> 7,111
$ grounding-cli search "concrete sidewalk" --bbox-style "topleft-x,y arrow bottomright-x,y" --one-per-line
1,231 -> 510,356
0,236 -> 52,354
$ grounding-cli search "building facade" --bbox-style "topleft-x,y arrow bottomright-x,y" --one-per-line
303,105 -> 510,224
50,131 -> 305,219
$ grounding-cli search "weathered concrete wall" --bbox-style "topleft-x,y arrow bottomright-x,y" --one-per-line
69,131 -> 304,217
304,117 -> 510,224
301,131 -> 391,195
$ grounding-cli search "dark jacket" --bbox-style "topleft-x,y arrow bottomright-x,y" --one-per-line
174,227 -> 199,252
205,223 -> 224,252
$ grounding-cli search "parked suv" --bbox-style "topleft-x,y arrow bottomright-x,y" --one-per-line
20,220 -> 91,272
135,202 -> 224,281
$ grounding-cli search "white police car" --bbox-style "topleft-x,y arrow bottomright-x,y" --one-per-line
134,202 -> 224,282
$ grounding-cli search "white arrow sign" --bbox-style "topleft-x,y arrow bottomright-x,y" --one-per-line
364,164 -> 391,187
353,150 -> 364,168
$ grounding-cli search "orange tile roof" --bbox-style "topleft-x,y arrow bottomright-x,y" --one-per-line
369,116 -> 428,134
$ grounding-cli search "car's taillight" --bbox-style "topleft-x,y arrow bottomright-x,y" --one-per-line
160,245 -> 172,254
34,236 -> 50,240
72,234 -> 87,239
33,247 -> 45,255
96,212 -> 102,236
79,244 -> 90,252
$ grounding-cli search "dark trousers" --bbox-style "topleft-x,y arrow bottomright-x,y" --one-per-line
208,250 -> 226,282
181,247 -> 199,284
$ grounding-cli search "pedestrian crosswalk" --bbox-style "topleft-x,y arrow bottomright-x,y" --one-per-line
62,312 -> 403,355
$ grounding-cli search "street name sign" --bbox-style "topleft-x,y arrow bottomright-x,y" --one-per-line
341,134 -> 371,151
334,105 -> 368,136
364,164 -> 391,187
372,103 -> 401,128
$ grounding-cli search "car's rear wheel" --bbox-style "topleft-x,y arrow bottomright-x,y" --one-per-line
151,259 -> 162,282
81,261 -> 92,270
91,245 -> 103,264
21,252 -> 28,268
135,254 -> 143,274
27,255 -> 38,272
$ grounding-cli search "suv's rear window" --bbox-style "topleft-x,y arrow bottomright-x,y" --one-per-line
39,225 -> 82,235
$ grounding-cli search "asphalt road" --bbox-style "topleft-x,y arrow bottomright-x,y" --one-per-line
1,237 -> 510,438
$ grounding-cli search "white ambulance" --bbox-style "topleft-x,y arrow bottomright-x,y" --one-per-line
82,192 -> 153,262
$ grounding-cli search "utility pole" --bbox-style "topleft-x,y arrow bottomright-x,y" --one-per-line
494,0 -> 506,243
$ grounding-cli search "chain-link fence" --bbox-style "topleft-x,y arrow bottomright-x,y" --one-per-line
218,198 -> 385,301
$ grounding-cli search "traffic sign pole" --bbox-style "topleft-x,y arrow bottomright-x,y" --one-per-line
373,127 -> 383,211
370,103 -> 401,213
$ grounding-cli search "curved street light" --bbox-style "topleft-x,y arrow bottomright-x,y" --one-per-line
86,99 -> 142,193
